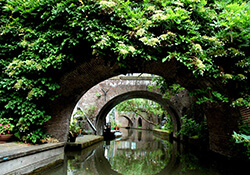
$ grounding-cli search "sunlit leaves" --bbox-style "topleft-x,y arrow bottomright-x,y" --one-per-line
0,0 -> 249,143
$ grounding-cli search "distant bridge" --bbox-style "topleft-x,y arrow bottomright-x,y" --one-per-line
75,75 -> 192,137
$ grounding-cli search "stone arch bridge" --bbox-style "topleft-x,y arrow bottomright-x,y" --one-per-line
117,113 -> 147,129
44,57 -> 242,157
116,112 -> 158,130
76,75 -> 192,136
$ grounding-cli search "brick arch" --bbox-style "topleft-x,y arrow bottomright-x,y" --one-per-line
76,75 -> 191,137
44,57 -> 241,156
95,90 -> 184,137
120,115 -> 134,128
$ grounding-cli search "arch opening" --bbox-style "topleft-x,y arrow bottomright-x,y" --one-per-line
138,118 -> 142,128
95,90 -> 182,137
104,98 -> 173,131
69,73 -> 188,139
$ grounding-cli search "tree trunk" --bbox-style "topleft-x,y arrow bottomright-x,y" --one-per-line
134,111 -> 157,126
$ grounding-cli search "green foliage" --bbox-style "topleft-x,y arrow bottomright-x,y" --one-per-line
0,117 -> 14,135
116,98 -> 166,116
161,119 -> 173,132
177,115 -> 206,137
73,105 -> 97,120
73,110 -> 85,121
69,120 -> 81,137
190,87 -> 229,104
232,119 -> 250,158
233,131 -> 250,144
110,148 -> 170,175
0,0 -> 249,142
232,131 -> 250,158
25,128 -> 46,143
109,115 -> 116,128
96,92 -> 101,98
239,120 -> 250,135
179,153 -> 201,172
71,105 -> 96,133
148,75 -> 185,99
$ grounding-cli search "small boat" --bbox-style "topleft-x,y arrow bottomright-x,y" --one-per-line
114,131 -> 122,138
103,128 -> 115,140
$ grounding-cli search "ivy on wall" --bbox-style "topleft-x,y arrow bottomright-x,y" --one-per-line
0,0 -> 249,143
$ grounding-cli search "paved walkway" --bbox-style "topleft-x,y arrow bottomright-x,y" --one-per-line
0,142 -> 32,154
0,135 -> 103,163
66,135 -> 104,150
0,142 -> 65,163
0,135 -> 103,174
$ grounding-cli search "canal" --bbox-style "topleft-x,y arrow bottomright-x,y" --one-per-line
43,129 -> 248,175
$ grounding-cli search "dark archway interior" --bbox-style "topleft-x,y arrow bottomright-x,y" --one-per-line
138,117 -> 142,127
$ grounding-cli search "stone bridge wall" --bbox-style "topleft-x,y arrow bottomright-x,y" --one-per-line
75,75 -> 193,135
116,112 -> 157,130
78,76 -> 157,111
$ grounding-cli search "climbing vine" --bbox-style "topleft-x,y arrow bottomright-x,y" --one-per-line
0,0 -> 249,143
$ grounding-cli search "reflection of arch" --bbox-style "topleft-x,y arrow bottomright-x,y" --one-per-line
138,117 -> 142,127
155,141 -> 181,175
121,115 -> 133,128
66,138 -> 181,175
94,144 -> 121,175
138,131 -> 142,141
96,91 -> 181,137
93,139 -> 180,175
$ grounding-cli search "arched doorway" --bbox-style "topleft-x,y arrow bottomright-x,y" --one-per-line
138,117 -> 142,128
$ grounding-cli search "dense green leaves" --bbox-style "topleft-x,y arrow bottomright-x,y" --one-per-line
0,0 -> 249,142
233,131 -> 250,158
177,115 -> 206,138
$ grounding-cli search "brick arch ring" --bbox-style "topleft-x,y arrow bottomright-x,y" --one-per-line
119,115 -> 134,128
95,90 -> 183,137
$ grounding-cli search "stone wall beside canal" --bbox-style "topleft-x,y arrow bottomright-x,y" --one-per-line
0,142 -> 64,174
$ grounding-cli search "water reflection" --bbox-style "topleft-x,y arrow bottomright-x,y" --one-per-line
104,129 -> 172,175
44,129 -> 249,175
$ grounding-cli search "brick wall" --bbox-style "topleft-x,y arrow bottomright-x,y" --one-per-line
239,106 -> 250,124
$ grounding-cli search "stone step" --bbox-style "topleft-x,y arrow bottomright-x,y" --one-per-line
66,135 -> 103,150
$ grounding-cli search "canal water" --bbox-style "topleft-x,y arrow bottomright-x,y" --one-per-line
43,129 -> 249,175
